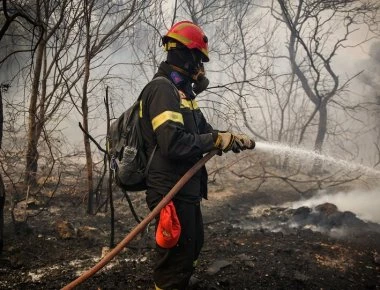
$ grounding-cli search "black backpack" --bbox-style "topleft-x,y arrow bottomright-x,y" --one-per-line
108,77 -> 170,191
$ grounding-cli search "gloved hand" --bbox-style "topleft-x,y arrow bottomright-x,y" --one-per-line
234,133 -> 255,150
214,132 -> 242,153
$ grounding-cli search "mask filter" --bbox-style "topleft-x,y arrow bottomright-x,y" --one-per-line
193,74 -> 209,95
192,62 -> 209,95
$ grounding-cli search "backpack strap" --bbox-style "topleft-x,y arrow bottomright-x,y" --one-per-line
140,76 -> 176,177
144,144 -> 157,177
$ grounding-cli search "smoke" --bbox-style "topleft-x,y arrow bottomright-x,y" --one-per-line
288,189 -> 380,224
360,41 -> 380,106
358,42 -> 379,91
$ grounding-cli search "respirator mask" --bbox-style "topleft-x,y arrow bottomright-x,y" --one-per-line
192,62 -> 209,95
167,46 -> 210,95
189,50 -> 209,95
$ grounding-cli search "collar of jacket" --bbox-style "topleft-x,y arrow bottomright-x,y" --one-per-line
155,62 -> 196,99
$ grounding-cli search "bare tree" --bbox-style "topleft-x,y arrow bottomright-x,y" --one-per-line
78,0 -> 151,213
0,0 -> 86,186
272,0 -> 380,153
24,0 -> 90,186
0,0 -> 42,54
0,84 -> 7,253
0,0 -> 43,253
179,0 -> 231,25
2,0 -> 152,214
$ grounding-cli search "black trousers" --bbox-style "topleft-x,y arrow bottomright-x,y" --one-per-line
153,199 -> 204,289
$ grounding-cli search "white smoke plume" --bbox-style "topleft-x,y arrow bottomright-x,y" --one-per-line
288,189 -> 380,224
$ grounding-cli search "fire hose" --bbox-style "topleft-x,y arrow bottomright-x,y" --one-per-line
62,150 -> 218,290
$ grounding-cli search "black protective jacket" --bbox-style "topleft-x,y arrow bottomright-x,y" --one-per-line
139,62 -> 217,208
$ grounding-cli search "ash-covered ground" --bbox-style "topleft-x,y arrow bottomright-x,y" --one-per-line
1,185 -> 379,290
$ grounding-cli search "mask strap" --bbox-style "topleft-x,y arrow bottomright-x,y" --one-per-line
169,64 -> 191,78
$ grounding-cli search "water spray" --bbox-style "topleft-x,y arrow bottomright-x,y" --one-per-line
251,141 -> 380,230
255,141 -> 380,177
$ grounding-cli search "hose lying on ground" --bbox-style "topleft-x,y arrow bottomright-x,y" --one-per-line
62,150 -> 218,290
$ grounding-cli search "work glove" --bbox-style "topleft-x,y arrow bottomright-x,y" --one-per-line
214,132 -> 241,153
234,133 -> 255,150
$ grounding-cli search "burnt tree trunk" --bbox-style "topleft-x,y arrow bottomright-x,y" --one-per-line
314,103 -> 327,153
311,102 -> 328,173
105,87 -> 115,247
83,0 -> 94,214
0,86 -> 5,253
0,174 -> 4,254
25,39 -> 45,186
82,65 -> 94,214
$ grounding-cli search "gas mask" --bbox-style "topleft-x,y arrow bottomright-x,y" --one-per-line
192,63 -> 209,95
167,47 -> 210,95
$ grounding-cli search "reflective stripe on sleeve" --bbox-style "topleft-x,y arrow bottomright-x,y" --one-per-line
191,100 -> 199,109
180,99 -> 199,110
152,110 -> 184,131
139,100 -> 143,118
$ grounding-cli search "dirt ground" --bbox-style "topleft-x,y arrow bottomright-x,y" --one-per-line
0,162 -> 380,289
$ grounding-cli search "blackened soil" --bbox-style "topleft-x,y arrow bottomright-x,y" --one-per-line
0,191 -> 379,290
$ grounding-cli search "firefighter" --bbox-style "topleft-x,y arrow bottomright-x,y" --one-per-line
139,21 -> 255,289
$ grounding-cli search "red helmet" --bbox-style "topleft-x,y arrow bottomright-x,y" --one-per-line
162,21 -> 209,62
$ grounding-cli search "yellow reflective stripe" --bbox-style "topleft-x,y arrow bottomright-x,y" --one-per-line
167,32 -> 191,45
152,111 -> 184,131
155,285 -> 178,290
164,41 -> 178,51
167,22 -> 197,45
191,100 -> 199,109
180,99 -> 192,109
167,22 -> 209,59
139,100 -> 142,118
180,99 -> 199,110
201,47 -> 209,59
